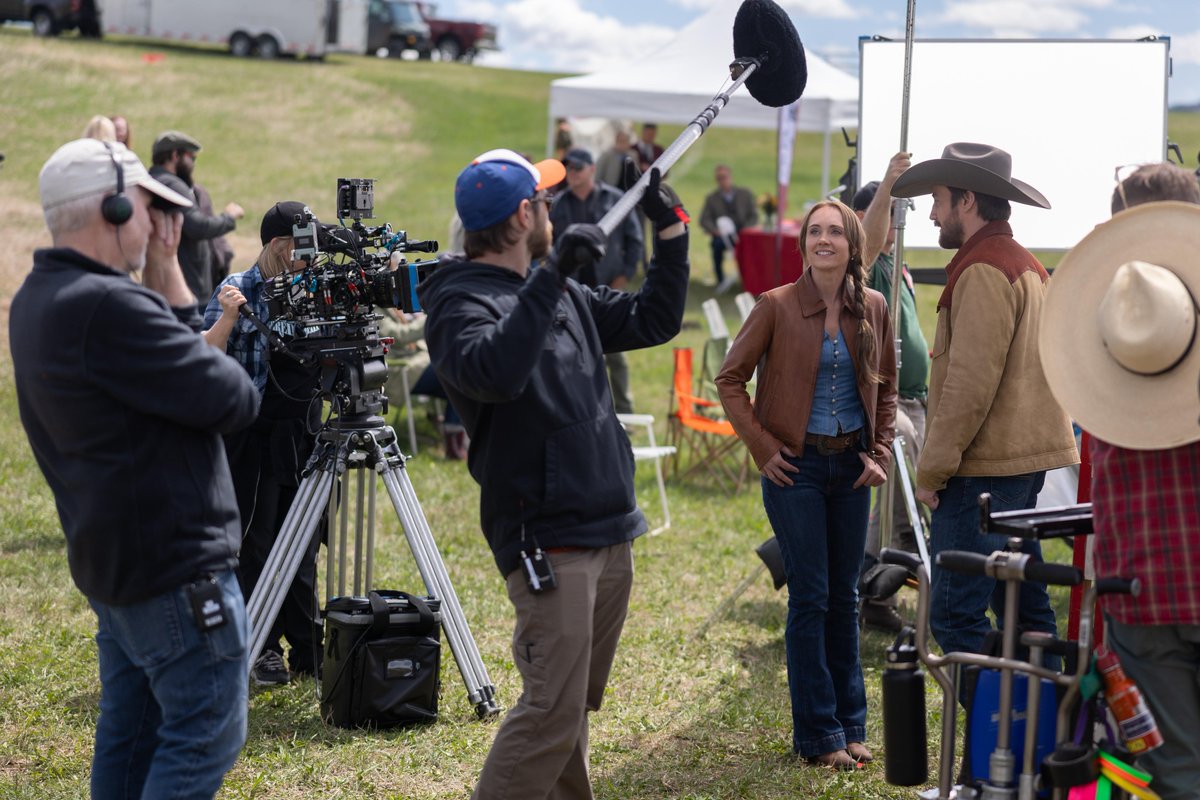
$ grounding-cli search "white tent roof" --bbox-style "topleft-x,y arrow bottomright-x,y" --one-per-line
547,0 -> 859,133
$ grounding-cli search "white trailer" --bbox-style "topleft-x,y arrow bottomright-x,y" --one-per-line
98,0 -> 369,58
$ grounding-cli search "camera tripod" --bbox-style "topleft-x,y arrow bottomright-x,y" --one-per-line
244,412 -> 499,718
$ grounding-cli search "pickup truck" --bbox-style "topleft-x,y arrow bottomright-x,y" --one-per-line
0,0 -> 99,36
413,1 -> 496,63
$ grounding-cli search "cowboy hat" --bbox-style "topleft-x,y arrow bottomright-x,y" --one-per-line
891,142 -> 1050,209
1039,201 -> 1200,449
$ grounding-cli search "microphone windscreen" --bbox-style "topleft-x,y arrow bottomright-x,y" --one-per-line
733,0 -> 807,107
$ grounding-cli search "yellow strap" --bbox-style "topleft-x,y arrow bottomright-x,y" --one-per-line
1102,767 -> 1161,800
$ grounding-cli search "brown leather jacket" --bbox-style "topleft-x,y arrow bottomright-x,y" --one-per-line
716,269 -> 898,471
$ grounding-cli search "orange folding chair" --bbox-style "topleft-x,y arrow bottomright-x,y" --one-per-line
665,347 -> 751,493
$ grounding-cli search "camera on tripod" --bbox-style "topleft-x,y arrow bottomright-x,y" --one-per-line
263,178 -> 439,323
250,180 -> 440,420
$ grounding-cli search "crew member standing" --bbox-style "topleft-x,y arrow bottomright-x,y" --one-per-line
421,149 -> 689,799
10,139 -> 259,799
549,147 -> 644,414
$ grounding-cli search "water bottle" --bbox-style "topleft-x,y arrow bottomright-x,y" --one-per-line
882,627 -> 928,785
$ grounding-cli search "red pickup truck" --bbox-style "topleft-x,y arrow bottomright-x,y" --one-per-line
413,1 -> 497,63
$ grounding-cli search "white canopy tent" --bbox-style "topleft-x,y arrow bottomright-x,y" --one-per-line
546,0 -> 859,194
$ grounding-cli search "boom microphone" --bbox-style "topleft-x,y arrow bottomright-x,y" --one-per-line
733,0 -> 807,107
596,0 -> 807,236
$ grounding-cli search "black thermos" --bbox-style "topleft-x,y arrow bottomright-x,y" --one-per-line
882,627 -> 928,786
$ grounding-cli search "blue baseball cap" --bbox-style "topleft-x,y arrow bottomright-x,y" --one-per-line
455,149 -> 566,232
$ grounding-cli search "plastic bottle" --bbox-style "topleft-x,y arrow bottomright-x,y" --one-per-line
882,628 -> 928,785
1095,647 -> 1163,754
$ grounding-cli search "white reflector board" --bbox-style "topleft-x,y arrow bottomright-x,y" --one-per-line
858,39 -> 1170,251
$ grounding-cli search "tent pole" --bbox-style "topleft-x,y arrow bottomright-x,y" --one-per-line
821,121 -> 832,199
544,112 -> 556,159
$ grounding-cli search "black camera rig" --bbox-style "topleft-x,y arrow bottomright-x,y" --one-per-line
244,179 -> 439,424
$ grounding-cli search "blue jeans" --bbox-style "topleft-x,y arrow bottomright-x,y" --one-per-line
89,569 -> 248,799
762,445 -> 869,756
929,474 -> 1059,664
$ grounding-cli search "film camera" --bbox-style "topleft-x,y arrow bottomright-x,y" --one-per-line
253,179 -> 439,423
265,178 -> 438,321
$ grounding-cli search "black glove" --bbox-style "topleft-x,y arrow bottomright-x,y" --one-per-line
638,168 -> 688,231
550,223 -> 606,283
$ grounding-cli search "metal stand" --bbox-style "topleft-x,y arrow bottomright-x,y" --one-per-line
245,417 -> 499,718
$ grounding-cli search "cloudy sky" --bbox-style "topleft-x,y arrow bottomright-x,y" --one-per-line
435,0 -> 1200,105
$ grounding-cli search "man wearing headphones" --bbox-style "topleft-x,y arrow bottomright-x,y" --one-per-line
9,139 -> 260,799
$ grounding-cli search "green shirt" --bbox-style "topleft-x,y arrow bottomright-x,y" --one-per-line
869,253 -> 929,400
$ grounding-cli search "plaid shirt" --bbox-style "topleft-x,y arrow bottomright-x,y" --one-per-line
1090,436 -> 1200,625
203,265 -> 305,394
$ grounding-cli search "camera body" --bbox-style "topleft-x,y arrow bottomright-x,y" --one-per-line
257,180 -> 440,421
263,179 -> 438,323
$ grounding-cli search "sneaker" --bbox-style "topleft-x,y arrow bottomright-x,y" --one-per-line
253,650 -> 290,686
860,600 -> 906,633
715,276 -> 738,295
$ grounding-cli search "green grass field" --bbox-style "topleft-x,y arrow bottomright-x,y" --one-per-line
1,27 -> 1198,799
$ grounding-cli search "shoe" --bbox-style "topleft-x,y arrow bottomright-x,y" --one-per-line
252,650 -> 290,686
715,276 -> 738,295
443,427 -> 468,461
846,742 -> 874,763
860,600 -> 905,633
803,750 -> 862,771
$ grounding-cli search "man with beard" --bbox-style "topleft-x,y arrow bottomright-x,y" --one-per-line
890,143 -> 1077,673
150,131 -> 244,306
420,149 -> 690,799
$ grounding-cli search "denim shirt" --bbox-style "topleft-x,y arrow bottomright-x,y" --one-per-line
202,264 -> 308,395
806,331 -> 865,436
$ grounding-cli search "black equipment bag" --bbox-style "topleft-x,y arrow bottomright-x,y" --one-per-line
321,590 -> 442,728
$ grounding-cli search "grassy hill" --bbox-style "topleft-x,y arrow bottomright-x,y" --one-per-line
2,27 -> 1199,800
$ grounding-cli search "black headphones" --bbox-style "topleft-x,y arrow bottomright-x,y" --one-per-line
100,143 -> 133,226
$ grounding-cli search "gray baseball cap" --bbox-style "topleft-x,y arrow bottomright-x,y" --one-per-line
39,139 -> 192,211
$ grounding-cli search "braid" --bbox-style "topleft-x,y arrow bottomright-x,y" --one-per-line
848,255 -> 881,385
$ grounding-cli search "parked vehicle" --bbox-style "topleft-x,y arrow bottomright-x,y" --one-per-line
365,0 -> 431,58
413,1 -> 496,63
99,0 -> 333,57
0,0 -> 99,37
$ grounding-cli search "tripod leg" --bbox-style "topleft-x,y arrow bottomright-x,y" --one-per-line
246,468 -> 331,672
378,462 -> 499,717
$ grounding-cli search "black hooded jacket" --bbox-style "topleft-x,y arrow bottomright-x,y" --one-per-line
418,234 -> 688,576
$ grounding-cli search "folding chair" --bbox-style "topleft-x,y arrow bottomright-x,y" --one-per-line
665,347 -> 750,493
698,298 -> 731,404
734,291 -> 756,322
617,413 -> 676,536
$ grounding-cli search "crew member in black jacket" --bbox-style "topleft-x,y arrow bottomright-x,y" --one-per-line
420,148 -> 689,800
10,139 -> 259,798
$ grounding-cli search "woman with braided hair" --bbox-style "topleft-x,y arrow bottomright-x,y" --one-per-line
717,199 -> 897,771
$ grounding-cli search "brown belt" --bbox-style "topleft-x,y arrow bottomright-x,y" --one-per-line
804,430 -> 861,455
544,546 -> 588,554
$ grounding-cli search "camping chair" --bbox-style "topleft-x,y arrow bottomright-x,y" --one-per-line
665,347 -> 750,493
616,413 -> 676,536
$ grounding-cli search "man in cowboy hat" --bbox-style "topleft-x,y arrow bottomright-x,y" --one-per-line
891,142 -> 1078,667
1041,163 -> 1200,800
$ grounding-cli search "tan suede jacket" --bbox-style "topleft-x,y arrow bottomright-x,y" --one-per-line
918,223 -> 1078,491
716,269 -> 897,472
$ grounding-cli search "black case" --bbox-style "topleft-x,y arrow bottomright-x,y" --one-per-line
321,590 -> 442,728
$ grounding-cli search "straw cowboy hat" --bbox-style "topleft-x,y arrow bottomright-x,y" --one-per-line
891,142 -> 1051,208
1039,201 -> 1200,449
